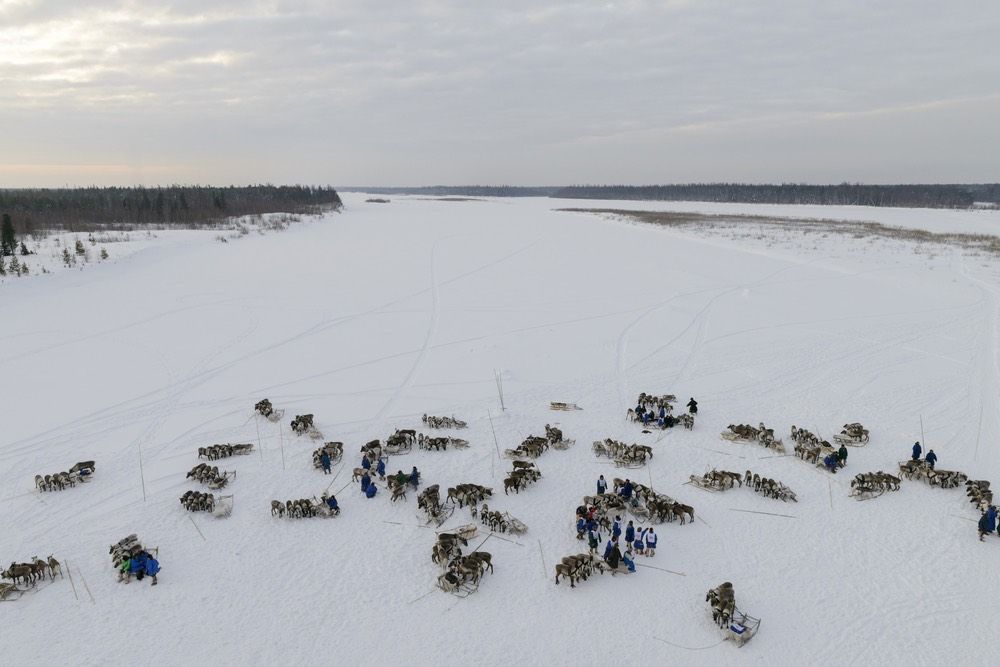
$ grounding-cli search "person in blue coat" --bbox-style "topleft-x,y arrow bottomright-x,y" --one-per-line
360,473 -> 371,493
619,480 -> 633,500
131,551 -> 149,581
576,517 -> 586,540
409,467 -> 420,489
144,555 -> 160,586
658,406 -> 666,419
361,456 -> 372,470
979,506 -> 997,541
925,449 -> 937,470
603,539 -> 615,560
912,441 -> 922,461
320,451 -> 331,474
645,528 -> 658,556
365,483 -> 377,499
823,454 -> 839,473
612,516 -> 622,539
625,520 -> 635,544
376,457 -> 386,480
622,547 -> 636,573
585,517 -> 597,533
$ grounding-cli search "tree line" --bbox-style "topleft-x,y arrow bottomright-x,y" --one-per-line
343,183 -> 1000,209
0,185 -> 342,232
549,183 -> 1000,208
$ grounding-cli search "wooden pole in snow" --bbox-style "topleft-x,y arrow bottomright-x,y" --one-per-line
920,415 -> 926,452
279,423 -> 286,471
138,443 -> 147,502
254,416 -> 264,463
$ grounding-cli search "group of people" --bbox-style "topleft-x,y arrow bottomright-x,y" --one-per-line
634,397 -> 698,429
575,504 -> 659,574
116,550 -> 160,586
822,444 -> 850,473
359,459 -> 420,499
911,441 -> 938,469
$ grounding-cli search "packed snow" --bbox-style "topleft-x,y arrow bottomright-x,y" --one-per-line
2,192 -> 999,665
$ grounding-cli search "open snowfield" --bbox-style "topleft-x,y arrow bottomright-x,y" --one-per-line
3,192 -> 1000,665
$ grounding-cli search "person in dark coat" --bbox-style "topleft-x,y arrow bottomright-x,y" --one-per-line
612,516 -> 622,540
837,445 -> 848,468
597,475 -> 608,494
361,456 -> 372,470
375,457 -> 386,480
620,480 -> 633,501
687,398 -> 698,414
979,507 -> 996,541
823,454 -> 839,473
607,543 -> 622,571
585,517 -> 597,533
408,467 -> 420,489
642,411 -> 651,425
625,520 -> 635,544
925,449 -> 937,470
912,441 -> 922,461
360,473 -> 371,493
576,517 -> 586,540
325,494 -> 339,513
365,483 -> 377,499
658,406 -> 666,419
603,539 -> 614,560
320,451 -> 332,474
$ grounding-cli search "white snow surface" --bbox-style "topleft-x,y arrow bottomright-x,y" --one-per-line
3,192 -> 1000,665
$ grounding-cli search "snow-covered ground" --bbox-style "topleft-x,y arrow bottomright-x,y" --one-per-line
2,192 -> 999,665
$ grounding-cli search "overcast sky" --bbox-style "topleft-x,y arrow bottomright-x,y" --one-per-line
1,0 -> 998,187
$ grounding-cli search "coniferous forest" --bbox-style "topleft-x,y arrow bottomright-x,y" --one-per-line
0,185 -> 342,232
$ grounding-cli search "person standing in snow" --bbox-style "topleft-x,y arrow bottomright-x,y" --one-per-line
587,529 -> 601,555
837,444 -> 848,468
645,528 -> 657,556
376,457 -> 386,480
978,506 -> 996,541
576,516 -> 586,540
625,520 -> 635,545
361,455 -> 372,470
634,527 -> 646,556
320,451 -> 332,474
607,541 -> 622,571
925,449 -> 937,470
365,482 -> 377,499
687,398 -> 698,414
603,538 -> 615,561
360,472 -> 371,494
144,554 -> 160,586
612,515 -> 622,540
912,441 -> 922,461
409,466 -> 420,489
597,475 -> 608,494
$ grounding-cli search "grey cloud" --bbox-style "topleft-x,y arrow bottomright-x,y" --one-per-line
0,0 -> 998,185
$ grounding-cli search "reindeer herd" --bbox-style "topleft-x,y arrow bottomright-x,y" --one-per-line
592,439 -> 653,467
33,461 -> 95,492
688,469 -> 797,502
197,443 -> 253,460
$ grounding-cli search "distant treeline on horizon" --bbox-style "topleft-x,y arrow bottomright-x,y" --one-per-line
342,183 -> 1000,209
0,185 -> 342,231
